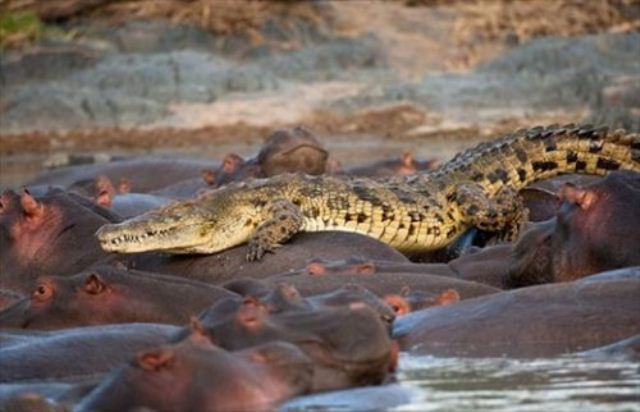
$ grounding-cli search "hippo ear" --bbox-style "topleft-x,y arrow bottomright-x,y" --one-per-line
188,317 -> 211,344
137,348 -> 175,372
277,282 -> 301,301
222,153 -> 244,173
436,289 -> 460,306
201,169 -> 216,186
95,176 -> 114,194
306,261 -> 326,276
355,261 -> 376,275
559,184 -> 597,211
95,190 -> 113,207
20,189 -> 43,219
384,294 -> 411,316
117,178 -> 132,194
402,152 -> 415,168
84,273 -> 107,295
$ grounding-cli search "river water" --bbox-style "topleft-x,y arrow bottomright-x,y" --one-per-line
283,355 -> 640,411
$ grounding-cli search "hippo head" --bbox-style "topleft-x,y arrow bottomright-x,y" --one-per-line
305,257 -> 377,276
78,319 -> 312,412
384,287 -> 460,316
552,172 -> 640,281
258,126 -> 329,176
0,271 -> 124,329
506,218 -> 557,287
0,190 -> 60,272
0,188 -> 118,287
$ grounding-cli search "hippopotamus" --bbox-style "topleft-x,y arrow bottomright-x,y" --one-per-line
190,297 -> 395,391
132,232 -> 409,284
0,381 -> 96,411
0,265 -> 236,329
257,126 -> 329,177
577,334 -> 640,360
94,175 -> 172,218
393,274 -> 640,358
518,174 -> 601,222
551,171 -> 640,281
259,258 -> 500,304
0,323 -> 178,383
150,126 -> 329,199
27,156 -> 216,194
507,171 -> 640,285
76,323 -> 313,412
346,152 -> 440,178
0,289 -> 22,311
0,188 -> 119,290
223,281 -> 396,325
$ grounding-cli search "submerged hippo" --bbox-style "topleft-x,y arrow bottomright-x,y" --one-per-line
394,272 -> 640,358
94,175 -> 172,218
0,323 -> 178,383
132,232 -> 409,284
0,265 -> 236,329
259,257 -> 500,302
27,157 -> 216,194
187,296 -> 395,392
76,322 -> 313,412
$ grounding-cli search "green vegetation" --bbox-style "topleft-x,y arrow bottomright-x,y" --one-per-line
0,11 -> 44,49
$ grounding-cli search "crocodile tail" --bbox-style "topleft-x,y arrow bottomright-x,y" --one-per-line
437,124 -> 640,194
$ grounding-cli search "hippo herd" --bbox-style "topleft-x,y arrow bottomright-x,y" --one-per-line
0,126 -> 639,411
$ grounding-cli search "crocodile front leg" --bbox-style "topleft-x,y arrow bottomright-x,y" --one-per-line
247,199 -> 303,261
456,183 -> 528,242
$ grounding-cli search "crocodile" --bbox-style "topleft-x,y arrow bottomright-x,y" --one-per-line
96,124 -> 640,260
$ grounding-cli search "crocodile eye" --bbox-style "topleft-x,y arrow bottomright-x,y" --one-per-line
33,283 -> 53,302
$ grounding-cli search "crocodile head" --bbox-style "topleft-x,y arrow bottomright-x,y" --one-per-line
95,188 -> 261,254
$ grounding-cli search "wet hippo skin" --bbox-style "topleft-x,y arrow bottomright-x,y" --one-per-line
76,325 -> 313,412
132,232 -> 409,284
0,265 -> 236,329
0,188 -> 119,291
0,323 -> 178,383
393,275 -> 640,358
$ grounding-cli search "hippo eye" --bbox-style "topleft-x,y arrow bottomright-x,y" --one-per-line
32,284 -> 53,302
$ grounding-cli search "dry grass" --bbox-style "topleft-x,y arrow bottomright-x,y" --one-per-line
451,0 -> 640,66
1,0 -> 332,46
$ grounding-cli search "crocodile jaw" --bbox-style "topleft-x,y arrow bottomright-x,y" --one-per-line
96,219 -> 212,254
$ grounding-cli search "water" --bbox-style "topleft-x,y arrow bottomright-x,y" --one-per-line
396,355 -> 640,412
0,133 -> 481,190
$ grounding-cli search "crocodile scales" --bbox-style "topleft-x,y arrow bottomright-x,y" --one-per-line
97,124 -> 640,260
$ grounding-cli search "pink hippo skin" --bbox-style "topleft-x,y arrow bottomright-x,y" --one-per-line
0,265 -> 236,329
222,280 -> 396,326
0,188 -> 119,291
185,296 -> 395,392
76,322 -> 313,412
551,171 -> 640,281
